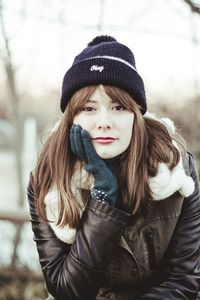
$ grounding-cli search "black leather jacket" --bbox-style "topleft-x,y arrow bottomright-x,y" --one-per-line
27,153 -> 200,300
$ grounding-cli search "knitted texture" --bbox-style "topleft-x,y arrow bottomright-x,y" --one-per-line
70,124 -> 118,207
60,35 -> 147,114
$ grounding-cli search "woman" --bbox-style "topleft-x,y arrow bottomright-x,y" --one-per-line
27,35 -> 200,299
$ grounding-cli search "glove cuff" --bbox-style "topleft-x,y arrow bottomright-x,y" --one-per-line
91,188 -> 109,205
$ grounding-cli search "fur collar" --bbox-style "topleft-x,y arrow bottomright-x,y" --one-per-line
45,114 -> 194,244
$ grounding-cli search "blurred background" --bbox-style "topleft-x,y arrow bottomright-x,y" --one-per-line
0,0 -> 200,299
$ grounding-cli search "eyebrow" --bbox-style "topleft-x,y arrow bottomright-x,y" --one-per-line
87,99 -> 116,103
87,100 -> 98,103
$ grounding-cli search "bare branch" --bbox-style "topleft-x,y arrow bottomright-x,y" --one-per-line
97,0 -> 106,33
0,267 -> 43,281
0,0 -> 17,108
183,0 -> 200,14
0,0 -> 12,61
0,208 -> 29,224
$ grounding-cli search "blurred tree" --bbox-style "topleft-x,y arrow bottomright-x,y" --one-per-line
97,0 -> 106,32
183,0 -> 200,14
0,0 -> 25,268
149,99 -> 200,173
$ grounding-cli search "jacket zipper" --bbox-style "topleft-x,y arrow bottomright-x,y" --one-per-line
145,228 -> 157,271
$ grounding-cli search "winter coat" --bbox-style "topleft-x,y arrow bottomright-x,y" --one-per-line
27,150 -> 200,300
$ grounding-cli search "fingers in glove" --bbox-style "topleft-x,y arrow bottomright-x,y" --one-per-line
70,125 -> 87,161
74,125 -> 87,161
70,125 -> 77,155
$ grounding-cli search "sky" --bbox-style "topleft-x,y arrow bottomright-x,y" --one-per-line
1,0 -> 200,108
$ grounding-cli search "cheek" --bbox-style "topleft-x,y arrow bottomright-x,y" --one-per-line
126,115 -> 134,132
73,115 -> 90,130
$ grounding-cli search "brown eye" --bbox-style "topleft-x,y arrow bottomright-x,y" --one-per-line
83,107 -> 96,112
113,105 -> 125,111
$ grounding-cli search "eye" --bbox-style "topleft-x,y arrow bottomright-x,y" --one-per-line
113,105 -> 125,111
82,106 -> 96,112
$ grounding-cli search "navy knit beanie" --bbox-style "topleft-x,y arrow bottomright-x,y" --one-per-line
60,35 -> 147,114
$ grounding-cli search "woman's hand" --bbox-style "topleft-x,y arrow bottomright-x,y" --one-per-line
70,124 -> 118,207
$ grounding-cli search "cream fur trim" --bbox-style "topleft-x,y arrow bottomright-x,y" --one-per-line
45,164 -> 88,244
44,189 -> 78,244
145,112 -> 194,199
149,158 -> 194,200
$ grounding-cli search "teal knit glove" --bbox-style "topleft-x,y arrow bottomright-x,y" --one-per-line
70,125 -> 118,207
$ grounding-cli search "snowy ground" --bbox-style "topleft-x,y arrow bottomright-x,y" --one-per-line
0,150 -> 40,271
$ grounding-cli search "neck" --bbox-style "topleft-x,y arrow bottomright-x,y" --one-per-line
103,155 -> 121,175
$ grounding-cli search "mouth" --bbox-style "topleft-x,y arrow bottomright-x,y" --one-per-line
93,137 -> 117,144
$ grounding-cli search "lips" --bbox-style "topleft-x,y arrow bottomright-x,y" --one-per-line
93,137 -> 117,144
94,137 -> 115,140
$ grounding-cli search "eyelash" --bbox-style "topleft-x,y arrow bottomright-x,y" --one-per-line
83,107 -> 96,112
82,105 -> 125,112
113,105 -> 125,111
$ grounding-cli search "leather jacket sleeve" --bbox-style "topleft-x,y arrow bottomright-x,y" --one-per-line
27,174 -> 130,300
139,153 -> 200,300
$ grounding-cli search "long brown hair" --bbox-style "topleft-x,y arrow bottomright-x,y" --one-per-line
34,85 -> 183,227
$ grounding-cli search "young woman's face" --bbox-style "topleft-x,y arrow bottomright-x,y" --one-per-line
73,85 -> 135,159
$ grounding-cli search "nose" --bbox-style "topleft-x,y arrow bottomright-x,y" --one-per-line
96,110 -> 112,129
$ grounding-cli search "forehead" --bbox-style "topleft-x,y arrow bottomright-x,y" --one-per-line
89,85 -> 115,103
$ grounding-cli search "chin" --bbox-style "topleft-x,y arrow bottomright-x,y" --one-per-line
99,154 -> 114,159
96,151 -> 118,159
